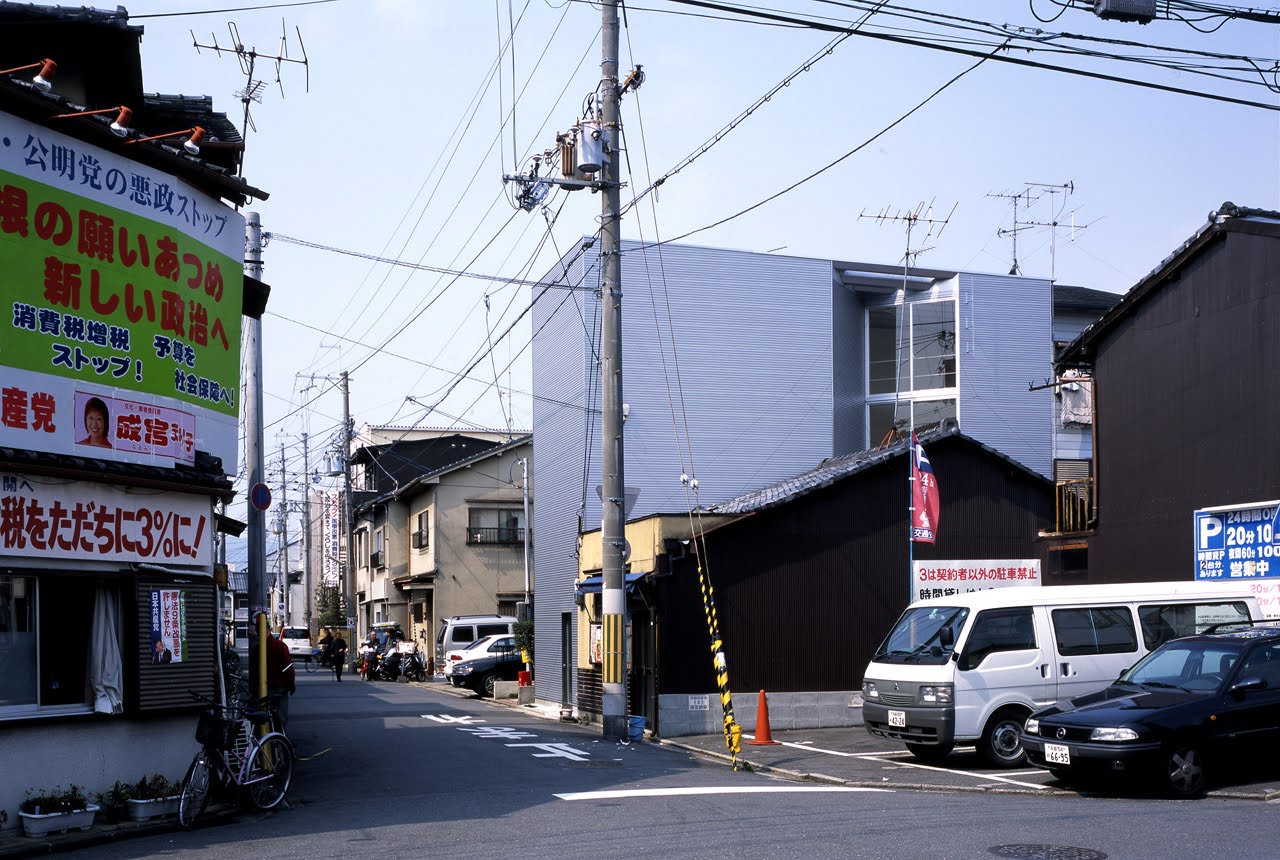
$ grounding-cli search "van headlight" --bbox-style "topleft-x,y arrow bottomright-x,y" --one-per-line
862,681 -> 878,699
1089,727 -> 1138,742
1024,717 -> 1039,735
920,684 -> 952,705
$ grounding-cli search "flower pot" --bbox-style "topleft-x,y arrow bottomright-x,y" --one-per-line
18,804 -> 99,837
126,796 -> 181,821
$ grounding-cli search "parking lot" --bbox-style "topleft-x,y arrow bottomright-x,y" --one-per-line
660,724 -> 1280,800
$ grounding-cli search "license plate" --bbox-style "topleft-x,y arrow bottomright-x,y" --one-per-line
888,710 -> 906,728
1045,743 -> 1070,765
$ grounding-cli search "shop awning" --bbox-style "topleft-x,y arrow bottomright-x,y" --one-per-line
575,571 -> 648,596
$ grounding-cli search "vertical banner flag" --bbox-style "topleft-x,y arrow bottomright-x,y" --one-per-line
149,588 -> 187,664
911,433 -> 940,544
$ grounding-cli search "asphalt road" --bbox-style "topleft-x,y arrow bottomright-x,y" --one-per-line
34,673 -> 1280,860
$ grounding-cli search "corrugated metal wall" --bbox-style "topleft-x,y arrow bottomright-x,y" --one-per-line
959,272 -> 1054,478
655,436 -> 1054,693
531,244 -> 595,706
832,277 -> 866,455
1088,230 -> 1280,581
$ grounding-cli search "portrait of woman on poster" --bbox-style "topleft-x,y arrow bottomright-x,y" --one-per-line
79,397 -> 112,448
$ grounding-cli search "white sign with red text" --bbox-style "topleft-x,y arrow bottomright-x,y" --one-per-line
0,472 -> 212,564
912,559 -> 1041,604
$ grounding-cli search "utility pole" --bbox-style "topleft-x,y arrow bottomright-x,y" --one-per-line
279,440 -> 290,627
340,371 -> 355,642
244,211 -> 267,619
302,432 -> 313,629
598,0 -> 627,742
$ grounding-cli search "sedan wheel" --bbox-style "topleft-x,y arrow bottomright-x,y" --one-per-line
1165,743 -> 1208,797
481,673 -> 498,698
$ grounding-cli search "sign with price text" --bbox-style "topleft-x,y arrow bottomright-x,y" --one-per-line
1194,500 -> 1280,619
0,471 -> 211,564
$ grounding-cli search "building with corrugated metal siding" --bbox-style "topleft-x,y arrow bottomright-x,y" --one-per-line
531,237 -> 1113,721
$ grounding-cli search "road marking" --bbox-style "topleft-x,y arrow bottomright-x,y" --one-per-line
742,735 -> 883,758
865,756 -> 1048,789
459,725 -> 538,739
421,714 -> 486,724
507,742 -> 591,761
555,786 -> 893,801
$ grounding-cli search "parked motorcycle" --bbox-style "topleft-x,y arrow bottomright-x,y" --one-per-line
401,650 -> 429,682
374,648 -> 402,682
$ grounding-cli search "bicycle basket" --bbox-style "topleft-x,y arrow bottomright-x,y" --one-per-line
195,709 -> 231,746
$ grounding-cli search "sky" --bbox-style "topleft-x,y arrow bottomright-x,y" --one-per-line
117,0 -> 1280,559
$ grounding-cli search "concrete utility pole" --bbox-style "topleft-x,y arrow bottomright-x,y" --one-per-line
302,432 -> 313,628
244,211 -> 267,618
598,0 -> 628,741
279,440 -> 290,626
340,371 -> 355,640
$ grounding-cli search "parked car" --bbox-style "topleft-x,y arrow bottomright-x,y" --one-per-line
1020,623 -> 1280,797
449,644 -> 522,697
434,615 -> 516,673
443,634 -> 516,678
279,626 -> 313,663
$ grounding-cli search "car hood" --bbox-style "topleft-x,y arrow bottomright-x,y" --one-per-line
1035,684 -> 1203,725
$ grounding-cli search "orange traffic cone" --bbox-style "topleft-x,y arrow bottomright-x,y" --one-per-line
748,689 -> 780,745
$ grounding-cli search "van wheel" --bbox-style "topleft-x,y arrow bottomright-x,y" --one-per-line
978,709 -> 1028,768
905,742 -> 954,763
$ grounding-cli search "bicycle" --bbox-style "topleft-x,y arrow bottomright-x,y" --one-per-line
178,693 -> 295,828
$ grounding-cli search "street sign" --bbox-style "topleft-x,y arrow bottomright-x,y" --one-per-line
346,616 -> 356,628
250,483 -> 272,511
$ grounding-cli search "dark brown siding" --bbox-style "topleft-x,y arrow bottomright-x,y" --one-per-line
655,436 -> 1054,693
1087,229 -> 1280,582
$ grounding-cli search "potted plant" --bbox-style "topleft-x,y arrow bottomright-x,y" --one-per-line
18,785 -> 98,837
125,774 -> 181,821
95,781 -> 132,825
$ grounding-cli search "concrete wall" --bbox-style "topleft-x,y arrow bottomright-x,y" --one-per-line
0,716 -> 194,832
656,691 -> 865,738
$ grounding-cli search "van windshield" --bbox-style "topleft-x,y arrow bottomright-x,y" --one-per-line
873,605 -> 969,665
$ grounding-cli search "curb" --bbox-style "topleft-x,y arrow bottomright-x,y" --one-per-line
0,803 -> 239,859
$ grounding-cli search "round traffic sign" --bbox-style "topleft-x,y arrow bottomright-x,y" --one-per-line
250,482 -> 272,511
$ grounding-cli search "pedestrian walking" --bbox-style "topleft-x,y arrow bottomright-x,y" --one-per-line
332,630 -> 349,681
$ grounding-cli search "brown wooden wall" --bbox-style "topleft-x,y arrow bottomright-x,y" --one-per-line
1086,228 -> 1280,582
653,435 -> 1055,694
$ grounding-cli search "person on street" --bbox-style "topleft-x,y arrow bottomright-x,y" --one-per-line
252,614 -> 296,728
318,627 -> 334,668
332,630 -> 348,681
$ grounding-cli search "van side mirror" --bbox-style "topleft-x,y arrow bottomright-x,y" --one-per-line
939,626 -> 954,649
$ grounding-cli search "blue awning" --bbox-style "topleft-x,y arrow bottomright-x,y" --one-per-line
575,571 -> 648,596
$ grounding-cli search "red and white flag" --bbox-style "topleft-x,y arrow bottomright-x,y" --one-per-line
911,433 -> 940,544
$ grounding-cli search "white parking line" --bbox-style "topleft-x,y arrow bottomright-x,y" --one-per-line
556,786 -> 893,801
741,734 -> 1049,790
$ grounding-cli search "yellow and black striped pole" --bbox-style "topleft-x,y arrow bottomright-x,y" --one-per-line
696,559 -> 741,768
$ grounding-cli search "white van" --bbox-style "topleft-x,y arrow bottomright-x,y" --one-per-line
861,581 -> 1262,767
434,615 -> 516,673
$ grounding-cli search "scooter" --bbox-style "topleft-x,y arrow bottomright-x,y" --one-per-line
358,643 -> 379,681
401,650 -> 429,682
374,649 -> 402,682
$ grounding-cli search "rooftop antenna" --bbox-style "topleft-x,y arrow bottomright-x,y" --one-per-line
192,19 -> 310,178
989,188 -> 1039,275
858,200 -> 956,447
1015,181 -> 1092,282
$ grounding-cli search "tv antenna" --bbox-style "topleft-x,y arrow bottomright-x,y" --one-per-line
991,182 -> 1091,280
859,199 -> 957,275
192,20 -> 310,177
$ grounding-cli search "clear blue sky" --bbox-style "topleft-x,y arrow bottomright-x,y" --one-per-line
122,0 -> 1279,558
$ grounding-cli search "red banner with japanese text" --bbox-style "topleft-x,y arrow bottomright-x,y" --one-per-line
911,433 -> 940,544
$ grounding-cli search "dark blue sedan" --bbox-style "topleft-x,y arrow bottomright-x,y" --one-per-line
1021,624 -> 1280,797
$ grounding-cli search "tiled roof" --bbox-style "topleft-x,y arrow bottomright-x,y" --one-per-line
0,446 -> 234,499
703,425 -> 1047,515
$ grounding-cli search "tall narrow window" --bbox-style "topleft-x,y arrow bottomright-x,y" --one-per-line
868,306 -> 908,396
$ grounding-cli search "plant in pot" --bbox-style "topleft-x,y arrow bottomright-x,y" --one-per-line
95,781 -> 132,825
18,784 -> 98,837
125,774 -> 181,822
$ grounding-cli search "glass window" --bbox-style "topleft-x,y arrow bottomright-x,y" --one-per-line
873,605 -> 969,666
468,509 -> 525,545
0,576 -> 36,708
868,398 -> 956,447
1052,606 -> 1137,656
959,607 -> 1036,670
868,307 -> 908,396
912,301 -> 956,391
477,623 -> 511,638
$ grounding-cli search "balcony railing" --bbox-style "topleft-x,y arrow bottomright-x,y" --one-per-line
1052,478 -> 1095,535
467,527 -> 526,546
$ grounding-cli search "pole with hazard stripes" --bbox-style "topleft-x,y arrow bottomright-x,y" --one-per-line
696,554 -> 742,767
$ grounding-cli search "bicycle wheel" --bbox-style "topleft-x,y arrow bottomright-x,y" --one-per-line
178,750 -> 212,828
304,655 -> 317,673
223,648 -> 241,675
246,735 -> 294,810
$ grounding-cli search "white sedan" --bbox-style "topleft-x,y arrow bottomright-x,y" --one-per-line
442,635 -> 518,680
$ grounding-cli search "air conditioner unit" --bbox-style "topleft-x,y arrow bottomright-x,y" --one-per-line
411,530 -> 427,549
370,550 -> 384,568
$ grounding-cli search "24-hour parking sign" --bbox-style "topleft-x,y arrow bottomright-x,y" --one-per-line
1194,500 -> 1280,618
